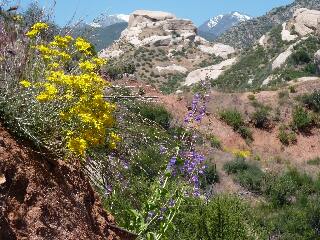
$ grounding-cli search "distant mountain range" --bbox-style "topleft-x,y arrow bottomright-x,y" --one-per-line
88,14 -> 129,28
198,12 -> 252,41
217,0 -> 320,48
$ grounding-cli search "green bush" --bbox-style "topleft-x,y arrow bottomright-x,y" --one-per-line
251,106 -> 271,129
220,109 -> 253,140
292,49 -> 311,64
220,109 -> 245,129
209,135 -> 222,149
200,163 -> 219,188
302,90 -> 320,113
169,196 -> 264,240
307,157 -> 320,166
224,158 -> 264,192
291,106 -> 313,132
132,103 -> 172,129
278,125 -> 297,145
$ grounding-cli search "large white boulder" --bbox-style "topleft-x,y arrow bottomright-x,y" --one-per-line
281,22 -> 298,42
198,43 -> 236,59
128,10 -> 176,28
184,57 -> 237,86
156,64 -> 188,74
292,8 -> 320,36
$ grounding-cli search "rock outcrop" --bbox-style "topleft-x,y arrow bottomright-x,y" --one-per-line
120,10 -> 197,47
291,8 -> 320,36
184,57 -> 237,86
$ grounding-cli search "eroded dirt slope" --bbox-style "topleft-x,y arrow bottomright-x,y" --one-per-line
0,125 -> 134,240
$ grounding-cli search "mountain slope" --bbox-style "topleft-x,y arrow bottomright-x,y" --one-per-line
72,22 -> 128,51
198,12 -> 251,41
217,0 -> 320,48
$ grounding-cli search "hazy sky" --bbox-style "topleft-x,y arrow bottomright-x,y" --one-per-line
18,0 -> 294,26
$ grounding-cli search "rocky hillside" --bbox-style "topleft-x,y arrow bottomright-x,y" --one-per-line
100,10 -> 237,93
217,0 -> 320,49
198,12 -> 252,41
212,7 -> 320,91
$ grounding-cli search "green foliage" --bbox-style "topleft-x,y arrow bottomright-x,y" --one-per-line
160,74 -> 186,94
131,103 -> 172,129
224,158 -> 264,193
291,49 -> 311,64
307,157 -> 320,166
302,90 -> 320,113
220,109 -> 245,130
220,109 -> 252,140
278,125 -> 297,145
251,103 -> 271,129
103,61 -> 135,79
209,135 -> 222,149
168,196 -> 264,240
200,163 -> 219,188
291,106 -> 313,132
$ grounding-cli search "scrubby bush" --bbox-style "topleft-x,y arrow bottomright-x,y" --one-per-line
169,196 -> 264,240
224,158 -> 264,193
209,135 -> 222,149
132,103 -> 172,129
251,105 -> 271,129
302,90 -> 320,113
292,49 -> 311,64
200,163 -> 219,188
278,125 -> 297,145
220,109 -> 253,140
291,106 -> 313,132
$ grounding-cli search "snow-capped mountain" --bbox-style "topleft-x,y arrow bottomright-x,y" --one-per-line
198,11 -> 252,41
88,14 -> 130,28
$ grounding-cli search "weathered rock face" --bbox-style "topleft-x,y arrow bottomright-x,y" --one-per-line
128,10 -> 175,28
292,8 -> 320,36
120,10 -> 197,47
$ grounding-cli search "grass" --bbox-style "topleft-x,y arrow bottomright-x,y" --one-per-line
307,157 -> 320,166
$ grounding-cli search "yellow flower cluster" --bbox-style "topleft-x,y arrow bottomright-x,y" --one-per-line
23,23 -> 118,156
75,37 -> 93,55
232,149 -> 251,159
26,22 -> 49,39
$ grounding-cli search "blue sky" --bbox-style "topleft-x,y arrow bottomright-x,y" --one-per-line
19,0 -> 294,26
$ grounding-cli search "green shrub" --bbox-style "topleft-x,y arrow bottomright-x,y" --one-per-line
307,157 -> 320,166
220,109 -> 252,140
302,90 -> 320,113
224,158 -> 264,192
292,49 -> 311,64
220,109 -> 245,129
278,125 -> 297,145
132,103 -> 172,129
169,196 -> 264,240
251,106 -> 271,129
200,163 -> 219,188
291,106 -> 313,132
224,157 -> 249,174
209,135 -> 222,149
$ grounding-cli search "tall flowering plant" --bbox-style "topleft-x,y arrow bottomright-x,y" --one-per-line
127,87 -> 210,239
19,22 -> 120,157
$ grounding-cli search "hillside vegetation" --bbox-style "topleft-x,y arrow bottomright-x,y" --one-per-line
1,2 -> 320,240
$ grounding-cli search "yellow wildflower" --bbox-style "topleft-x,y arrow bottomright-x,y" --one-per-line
50,35 -> 73,48
79,61 -> 97,72
75,37 -> 92,55
67,137 -> 87,156
232,149 -> 251,159
26,22 -> 48,39
20,80 -> 31,88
